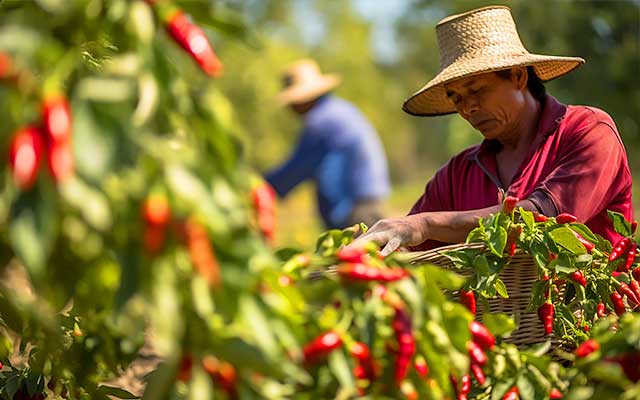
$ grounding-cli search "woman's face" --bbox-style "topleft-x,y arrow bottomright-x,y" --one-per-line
444,69 -> 528,141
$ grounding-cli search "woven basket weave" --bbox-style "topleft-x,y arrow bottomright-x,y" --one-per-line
408,243 -> 562,350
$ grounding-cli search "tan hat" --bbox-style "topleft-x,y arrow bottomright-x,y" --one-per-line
277,59 -> 341,105
403,6 -> 585,116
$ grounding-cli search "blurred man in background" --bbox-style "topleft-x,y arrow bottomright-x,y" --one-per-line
265,59 -> 390,229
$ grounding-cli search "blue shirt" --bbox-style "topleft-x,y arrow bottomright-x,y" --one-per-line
266,95 -> 390,229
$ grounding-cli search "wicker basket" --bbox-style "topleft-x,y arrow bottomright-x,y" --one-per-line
408,243 -> 563,350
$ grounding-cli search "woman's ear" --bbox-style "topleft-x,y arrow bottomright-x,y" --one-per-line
512,67 -> 528,90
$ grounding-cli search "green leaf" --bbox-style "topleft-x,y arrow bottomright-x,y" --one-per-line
570,224 -> 599,243
240,295 -> 279,359
520,208 -> 535,230
442,249 -> 474,268
608,210 -> 632,237
188,365 -> 213,400
482,313 -> 516,337
492,378 -> 517,400
548,227 -> 586,254
328,350 -> 356,392
487,226 -> 508,256
4,374 -> 20,400
140,362 -> 176,400
517,373 -> 536,400
416,264 -> 467,291
96,385 -> 140,399
442,302 -> 472,351
9,187 -> 58,281
466,225 -> 486,243
25,372 -> 43,397
495,278 -> 509,298
473,255 -> 490,275
530,242 -> 550,269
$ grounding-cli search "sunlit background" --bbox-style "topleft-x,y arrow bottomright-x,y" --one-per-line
213,0 -> 640,248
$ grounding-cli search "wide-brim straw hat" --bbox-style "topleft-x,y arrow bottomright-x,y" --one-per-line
403,6 -> 585,116
277,59 -> 341,105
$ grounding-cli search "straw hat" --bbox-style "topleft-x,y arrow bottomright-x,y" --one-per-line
403,6 -> 585,116
277,59 -> 341,105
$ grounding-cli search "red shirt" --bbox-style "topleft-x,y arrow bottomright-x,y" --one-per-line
409,95 -> 633,250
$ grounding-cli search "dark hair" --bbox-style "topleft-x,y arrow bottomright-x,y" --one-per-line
495,66 -> 546,101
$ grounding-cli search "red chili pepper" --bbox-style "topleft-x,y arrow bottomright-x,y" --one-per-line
350,342 -> 370,361
0,52 -> 12,79
460,289 -> 476,315
549,388 -> 563,399
48,141 -> 75,183
144,225 -> 166,255
467,341 -> 487,366
303,330 -> 343,364
502,196 -> 518,213
251,181 -> 276,243
469,321 -> 495,350
8,126 -> 44,190
336,246 -> 368,263
556,213 -> 577,224
181,219 -> 221,287
630,279 -> 640,304
166,11 -> 223,77
610,292 -> 626,315
502,386 -> 519,400
633,221 -> 638,234
572,231 -> 595,253
143,195 -> 171,227
202,356 -> 238,399
632,268 -> 640,281
575,339 -> 600,358
414,356 -> 429,378
176,354 -> 193,382
610,353 -> 640,382
534,213 -> 548,223
624,242 -> 637,271
393,308 -> 415,385
460,374 -> 471,395
336,263 -> 409,282
597,302 -> 606,317
507,242 -> 516,257
570,271 -> 587,287
42,94 -> 72,144
538,302 -> 555,335
610,237 -> 632,262
619,282 -> 640,306
470,362 -> 486,385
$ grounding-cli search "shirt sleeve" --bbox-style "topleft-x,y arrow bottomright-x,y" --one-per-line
534,121 -> 629,221
265,127 -> 327,198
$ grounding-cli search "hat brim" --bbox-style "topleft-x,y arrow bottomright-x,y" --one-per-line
277,75 -> 341,105
402,53 -> 585,116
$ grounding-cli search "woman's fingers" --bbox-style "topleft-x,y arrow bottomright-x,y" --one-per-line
380,236 -> 402,256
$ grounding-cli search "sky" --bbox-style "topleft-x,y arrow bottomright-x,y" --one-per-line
293,0 -> 413,63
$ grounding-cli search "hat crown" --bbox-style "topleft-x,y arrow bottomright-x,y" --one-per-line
282,59 -> 323,89
436,6 -> 528,70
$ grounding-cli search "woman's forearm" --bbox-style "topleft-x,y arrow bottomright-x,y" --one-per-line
421,199 -> 538,244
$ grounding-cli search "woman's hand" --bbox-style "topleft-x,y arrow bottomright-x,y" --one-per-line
351,214 -> 429,256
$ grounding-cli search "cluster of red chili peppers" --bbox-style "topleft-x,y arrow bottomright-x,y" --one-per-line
8,93 -> 75,190
146,1 -> 223,77
335,246 -> 409,283
609,235 -> 640,312
176,353 -> 238,397
141,194 -> 221,287
251,181 -> 277,244
449,321 -> 494,400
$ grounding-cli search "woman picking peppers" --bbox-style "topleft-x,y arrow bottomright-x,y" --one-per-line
350,6 -> 633,255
